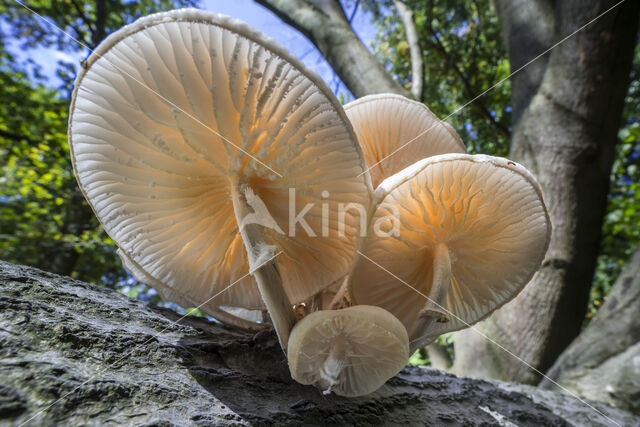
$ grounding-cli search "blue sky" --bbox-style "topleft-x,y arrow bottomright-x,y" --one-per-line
4,0 -> 377,101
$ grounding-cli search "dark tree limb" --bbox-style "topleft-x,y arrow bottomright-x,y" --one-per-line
92,0 -> 107,49
347,0 -> 360,23
69,0 -> 96,36
49,2 -> 91,48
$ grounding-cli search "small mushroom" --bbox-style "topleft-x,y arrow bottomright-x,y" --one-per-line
68,9 -> 372,350
321,93 -> 467,309
287,305 -> 409,397
344,93 -> 466,188
349,154 -> 551,352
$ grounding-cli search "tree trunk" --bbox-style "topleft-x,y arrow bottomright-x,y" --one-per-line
491,0 -> 555,125
539,244 -> 640,415
453,0 -> 640,384
1,260 -> 638,426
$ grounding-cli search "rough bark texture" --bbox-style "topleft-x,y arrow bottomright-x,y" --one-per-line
453,0 -> 640,384
255,0 -> 411,98
540,245 -> 640,415
1,261 -> 638,426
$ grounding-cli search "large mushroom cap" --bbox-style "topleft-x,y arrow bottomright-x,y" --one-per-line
350,154 -> 551,341
288,305 -> 409,397
69,9 -> 371,312
344,93 -> 466,188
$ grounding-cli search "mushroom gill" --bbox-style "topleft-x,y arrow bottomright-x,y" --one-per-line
69,9 -> 372,348
350,154 -> 551,351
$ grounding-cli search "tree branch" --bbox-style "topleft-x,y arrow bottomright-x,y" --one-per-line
393,0 -> 424,101
54,10 -> 91,48
425,22 -> 511,137
255,0 -> 410,98
347,0 -> 360,23
69,0 -> 96,36
93,0 -> 107,48
393,0 -> 423,101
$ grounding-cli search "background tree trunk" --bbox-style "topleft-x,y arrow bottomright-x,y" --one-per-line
539,244 -> 640,415
1,260 -> 638,426
453,0 -> 640,384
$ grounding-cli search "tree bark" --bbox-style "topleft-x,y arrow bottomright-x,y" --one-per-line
453,0 -> 640,384
255,0 -> 411,98
539,245 -> 640,415
1,260 -> 638,426
491,0 -> 555,125
92,0 -> 107,49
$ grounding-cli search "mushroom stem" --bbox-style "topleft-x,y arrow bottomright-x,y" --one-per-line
328,275 -> 350,309
409,242 -> 451,352
316,335 -> 347,394
231,183 -> 296,353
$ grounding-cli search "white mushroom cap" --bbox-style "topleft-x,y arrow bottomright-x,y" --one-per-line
287,305 -> 409,397
69,9 -> 371,314
344,94 -> 466,188
350,154 -> 551,342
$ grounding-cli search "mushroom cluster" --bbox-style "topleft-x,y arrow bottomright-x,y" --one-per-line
69,9 -> 551,397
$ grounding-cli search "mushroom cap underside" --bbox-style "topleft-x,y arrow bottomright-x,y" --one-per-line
344,93 -> 466,188
288,305 -> 409,397
69,9 -> 372,310
350,154 -> 551,338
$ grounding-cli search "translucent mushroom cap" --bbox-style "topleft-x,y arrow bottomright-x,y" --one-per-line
69,9 -> 371,312
350,154 -> 551,338
344,93 -> 466,188
287,305 -> 409,397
